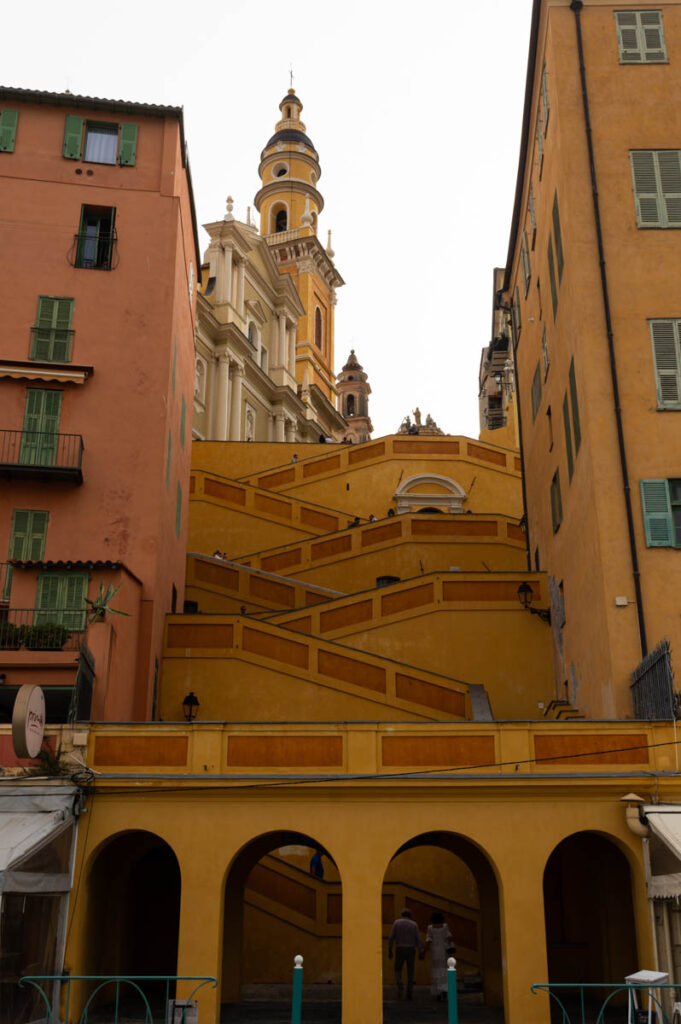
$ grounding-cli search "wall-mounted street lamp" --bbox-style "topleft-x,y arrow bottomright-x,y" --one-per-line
182,691 -> 200,722
517,582 -> 551,624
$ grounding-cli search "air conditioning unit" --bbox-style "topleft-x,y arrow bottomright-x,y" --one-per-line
168,1000 -> 198,1024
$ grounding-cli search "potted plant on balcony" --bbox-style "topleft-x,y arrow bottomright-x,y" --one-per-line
23,622 -> 72,650
85,581 -> 130,623
0,620 -> 22,649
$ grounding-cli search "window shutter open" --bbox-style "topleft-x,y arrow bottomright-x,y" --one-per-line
650,320 -> 681,406
553,193 -> 564,281
641,479 -> 674,546
657,151 -> 681,225
548,237 -> 558,319
521,231 -> 531,295
118,122 -> 138,166
541,66 -> 550,131
0,109 -> 18,153
63,115 -> 83,160
640,11 -> 667,62
563,393 -> 574,480
631,151 -> 662,225
569,358 -> 581,451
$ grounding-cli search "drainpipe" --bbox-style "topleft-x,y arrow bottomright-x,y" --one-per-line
570,0 -> 648,657
497,297 -> 532,572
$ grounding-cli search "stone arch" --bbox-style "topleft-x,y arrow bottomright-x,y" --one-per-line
393,474 -> 467,514
270,201 -> 289,234
220,828 -> 342,1013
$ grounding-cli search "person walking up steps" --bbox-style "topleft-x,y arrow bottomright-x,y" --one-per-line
426,910 -> 454,1001
388,908 -> 424,1000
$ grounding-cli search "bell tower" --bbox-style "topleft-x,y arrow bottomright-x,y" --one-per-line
255,89 -> 344,420
336,350 -> 373,444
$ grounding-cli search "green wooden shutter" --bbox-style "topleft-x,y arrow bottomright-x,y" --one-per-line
631,151 -> 662,226
548,237 -> 558,319
33,296 -> 74,361
541,66 -> 550,129
180,395 -> 186,447
536,112 -> 544,173
35,573 -> 63,623
20,390 -> 62,465
552,193 -> 564,281
640,479 -> 673,546
529,185 -> 537,243
563,392 -> 574,480
521,231 -> 531,295
176,482 -> 182,538
531,363 -> 542,420
542,327 -> 549,376
62,573 -> 88,630
650,319 -> 681,407
5,510 -> 47,600
657,151 -> 681,226
63,115 -> 83,160
616,11 -> 643,61
0,109 -> 18,153
568,358 -> 581,452
118,122 -> 138,166
20,390 -> 45,465
550,471 -> 562,533
640,11 -> 667,62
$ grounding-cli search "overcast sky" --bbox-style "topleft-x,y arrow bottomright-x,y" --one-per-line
5,0 -> 533,439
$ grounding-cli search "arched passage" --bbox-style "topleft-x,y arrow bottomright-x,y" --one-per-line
82,830 -> 181,1011
543,832 -> 638,988
382,831 -> 503,1020
221,830 -> 341,1022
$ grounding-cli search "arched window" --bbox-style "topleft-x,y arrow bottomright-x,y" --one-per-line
275,208 -> 287,232
285,107 -> 291,118
346,395 -> 355,417
314,307 -> 323,350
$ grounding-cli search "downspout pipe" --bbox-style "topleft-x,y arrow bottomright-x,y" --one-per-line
497,296 -> 532,571
570,0 -> 648,657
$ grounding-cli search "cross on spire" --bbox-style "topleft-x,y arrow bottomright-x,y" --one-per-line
289,64 -> 294,90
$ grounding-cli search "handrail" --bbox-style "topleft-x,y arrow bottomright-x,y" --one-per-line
530,981 -> 681,1024
18,974 -> 217,1024
0,429 -> 84,471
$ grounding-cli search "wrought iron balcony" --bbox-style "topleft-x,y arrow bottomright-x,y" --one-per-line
69,231 -> 118,270
0,429 -> 84,482
0,608 -> 85,652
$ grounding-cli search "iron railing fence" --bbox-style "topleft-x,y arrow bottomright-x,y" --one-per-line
16,975 -> 217,1024
531,982 -> 681,1024
30,325 -> 75,361
70,231 -> 118,270
631,638 -> 676,719
0,429 -> 84,473
0,608 -> 85,650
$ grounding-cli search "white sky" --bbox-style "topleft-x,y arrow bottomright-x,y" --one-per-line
5,0 -> 533,439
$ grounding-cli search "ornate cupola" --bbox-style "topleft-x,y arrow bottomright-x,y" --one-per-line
255,89 -> 324,237
337,350 -> 373,444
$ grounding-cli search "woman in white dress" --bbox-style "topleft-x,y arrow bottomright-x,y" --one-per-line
426,911 -> 453,1001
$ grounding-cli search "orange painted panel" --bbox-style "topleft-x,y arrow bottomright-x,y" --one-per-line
261,549 -> 302,572
348,442 -> 386,464
189,476 -> 196,494
412,519 -> 498,537
228,735 -> 343,766
381,584 -> 434,616
204,478 -> 246,505
361,521 -> 402,547
382,893 -> 395,924
300,507 -> 340,531
393,440 -> 460,454
286,616 -> 313,633
194,560 -> 240,591
242,627 -> 309,668
257,468 -> 296,488
305,591 -> 330,606
167,623 -> 234,648
442,580 -> 523,602
327,892 -> 342,924
506,523 -> 525,541
467,444 -> 507,467
533,733 -> 649,765
395,674 -> 466,717
320,599 -> 374,632
254,492 -> 293,520
382,735 -> 494,767
247,864 -> 316,919
94,735 -> 188,766
303,456 -> 341,477
317,650 -> 386,693
310,535 -> 353,560
248,575 -> 296,608
514,457 -> 522,472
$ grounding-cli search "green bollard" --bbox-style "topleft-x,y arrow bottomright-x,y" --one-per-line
447,957 -> 458,1024
291,954 -> 304,1024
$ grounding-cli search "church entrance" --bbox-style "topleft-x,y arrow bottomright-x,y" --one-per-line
221,830 -> 341,1023
381,831 -> 503,1024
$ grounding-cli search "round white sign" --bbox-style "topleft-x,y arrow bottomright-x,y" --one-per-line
12,685 -> 46,759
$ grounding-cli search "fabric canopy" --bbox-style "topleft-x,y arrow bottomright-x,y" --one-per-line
643,804 -> 681,899
0,784 -> 76,895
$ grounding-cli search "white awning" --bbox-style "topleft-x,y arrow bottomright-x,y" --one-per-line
0,784 -> 76,895
643,805 -> 681,899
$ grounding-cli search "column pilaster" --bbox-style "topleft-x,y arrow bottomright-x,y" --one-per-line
229,363 -> 243,441
274,412 -> 286,442
214,353 -> 231,441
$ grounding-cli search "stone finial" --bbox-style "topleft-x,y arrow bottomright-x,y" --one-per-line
326,230 -> 335,258
225,196 -> 235,222
301,196 -> 313,228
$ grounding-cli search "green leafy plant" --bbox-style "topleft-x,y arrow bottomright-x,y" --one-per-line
0,621 -> 22,649
23,622 -> 72,650
85,581 -> 130,624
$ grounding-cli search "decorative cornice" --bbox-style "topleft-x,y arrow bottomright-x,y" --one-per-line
267,235 -> 344,288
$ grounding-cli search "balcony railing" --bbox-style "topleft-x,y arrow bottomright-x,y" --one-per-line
0,608 -> 85,651
0,430 -> 84,482
69,231 -> 118,271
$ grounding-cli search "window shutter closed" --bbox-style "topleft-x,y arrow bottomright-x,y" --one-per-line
568,358 -> 581,452
640,479 -> 674,546
36,573 -> 63,618
62,574 -> 88,630
541,66 -> 550,130
552,193 -> 564,281
5,509 -> 47,600
521,231 -> 531,295
657,151 -> 681,225
650,320 -> 681,406
616,11 -> 643,61
34,296 -> 74,362
63,115 -> 83,160
640,11 -> 667,62
631,151 -> 661,225
118,122 -> 138,166
563,393 -> 574,480
0,109 -> 18,153
548,237 -> 558,319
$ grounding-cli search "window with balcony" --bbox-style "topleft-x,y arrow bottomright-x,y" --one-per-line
35,571 -> 88,631
4,510 -> 48,601
20,389 -> 62,467
63,115 -> 137,165
75,206 -> 116,270
31,297 -> 74,362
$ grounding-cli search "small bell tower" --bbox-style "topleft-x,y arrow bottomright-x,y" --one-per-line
337,350 -> 372,444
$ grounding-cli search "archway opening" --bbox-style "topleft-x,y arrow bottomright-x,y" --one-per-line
382,831 -> 503,1023
543,832 -> 638,998
314,307 -> 323,350
221,830 -> 341,1023
82,831 -> 181,1014
274,208 -> 287,232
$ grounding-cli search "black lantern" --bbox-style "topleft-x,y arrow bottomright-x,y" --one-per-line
182,691 -> 200,722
